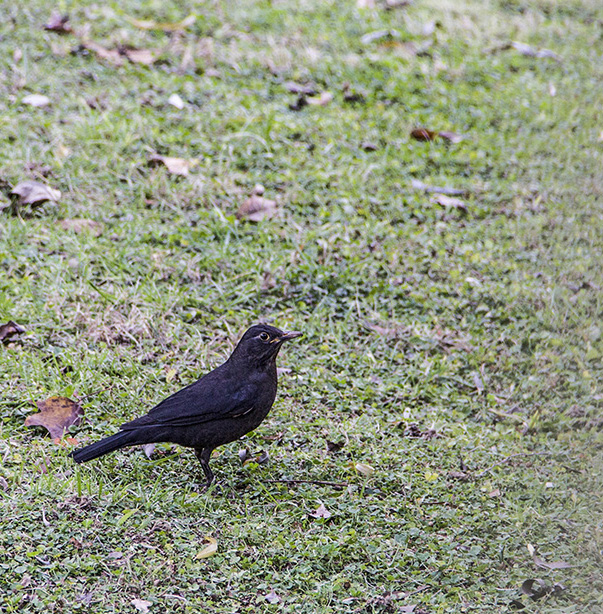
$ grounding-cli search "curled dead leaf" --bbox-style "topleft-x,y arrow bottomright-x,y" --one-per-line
44,12 -> 72,34
265,589 -> 281,604
22,94 -> 51,107
11,181 -> 61,205
25,396 -> 84,439
122,48 -> 156,65
236,191 -> 277,222
432,194 -> 467,212
355,462 -> 375,477
438,130 -> 463,143
410,127 -> 436,141
511,41 -> 561,61
307,91 -> 333,106
309,503 -> 332,519
195,536 -> 218,559
0,321 -> 25,343
82,41 -> 124,66
142,443 -> 156,459
284,81 -> 317,96
149,154 -> 197,176
131,598 -> 153,614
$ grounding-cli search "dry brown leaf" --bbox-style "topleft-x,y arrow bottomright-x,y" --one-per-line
432,194 -> 467,212
22,94 -> 51,107
236,186 -> 277,222
360,141 -> 379,151
307,91 -> 333,106
511,41 -> 561,61
44,12 -> 72,34
60,218 -> 104,235
309,503 -> 332,519
11,180 -> 61,205
195,536 -> 218,559
122,48 -> 156,65
131,599 -> 152,614
355,462 -> 375,477
25,397 -> 84,439
0,321 -> 25,343
410,127 -> 436,141
284,81 -> 317,96
265,589 -> 281,604
84,41 -> 124,66
149,154 -> 197,176
128,14 -> 196,32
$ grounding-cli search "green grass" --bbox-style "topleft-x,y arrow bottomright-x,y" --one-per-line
1,0 -> 602,611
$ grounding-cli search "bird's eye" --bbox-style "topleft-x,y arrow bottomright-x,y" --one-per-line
259,332 -> 270,341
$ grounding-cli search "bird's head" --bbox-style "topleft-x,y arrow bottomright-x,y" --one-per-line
230,324 -> 302,367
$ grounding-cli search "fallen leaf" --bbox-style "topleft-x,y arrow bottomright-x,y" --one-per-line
533,556 -> 571,570
11,181 -> 61,205
265,589 -> 281,604
25,397 -> 84,439
355,462 -> 375,477
236,186 -> 277,222
438,130 -> 463,143
128,14 -> 196,32
360,29 -> 400,45
432,194 -> 467,212
411,179 -> 467,196
168,93 -> 185,109
149,154 -> 197,176
60,218 -> 104,236
44,12 -> 72,34
131,598 -> 153,614
360,141 -> 379,151
307,91 -> 333,106
238,448 -> 249,464
410,127 -> 436,141
22,94 -> 51,107
284,81 -> 317,95
520,579 -> 564,600
142,444 -> 156,459
82,41 -> 124,66
195,536 -> 218,559
357,0 -> 376,8
0,321 -> 25,343
122,48 -> 155,65
489,489 -> 501,498
511,41 -> 561,61
309,503 -> 332,519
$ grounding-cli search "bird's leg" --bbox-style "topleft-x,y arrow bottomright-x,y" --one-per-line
194,447 -> 215,491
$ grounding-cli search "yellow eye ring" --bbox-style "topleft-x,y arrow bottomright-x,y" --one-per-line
259,332 -> 270,341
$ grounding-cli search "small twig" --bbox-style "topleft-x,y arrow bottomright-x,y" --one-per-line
264,479 -> 348,488
476,452 -> 553,478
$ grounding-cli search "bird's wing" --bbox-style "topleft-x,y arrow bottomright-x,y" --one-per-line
120,366 -> 259,430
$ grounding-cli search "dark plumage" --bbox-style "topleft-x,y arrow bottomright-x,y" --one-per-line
71,324 -> 301,488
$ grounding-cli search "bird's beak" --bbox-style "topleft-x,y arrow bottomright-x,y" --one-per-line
279,331 -> 302,342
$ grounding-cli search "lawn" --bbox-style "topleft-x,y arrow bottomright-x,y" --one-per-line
1,0 -> 602,612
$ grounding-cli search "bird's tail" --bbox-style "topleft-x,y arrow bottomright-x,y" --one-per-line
71,430 -> 136,463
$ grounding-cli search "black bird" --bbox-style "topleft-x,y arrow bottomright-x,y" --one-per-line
71,324 -> 301,488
